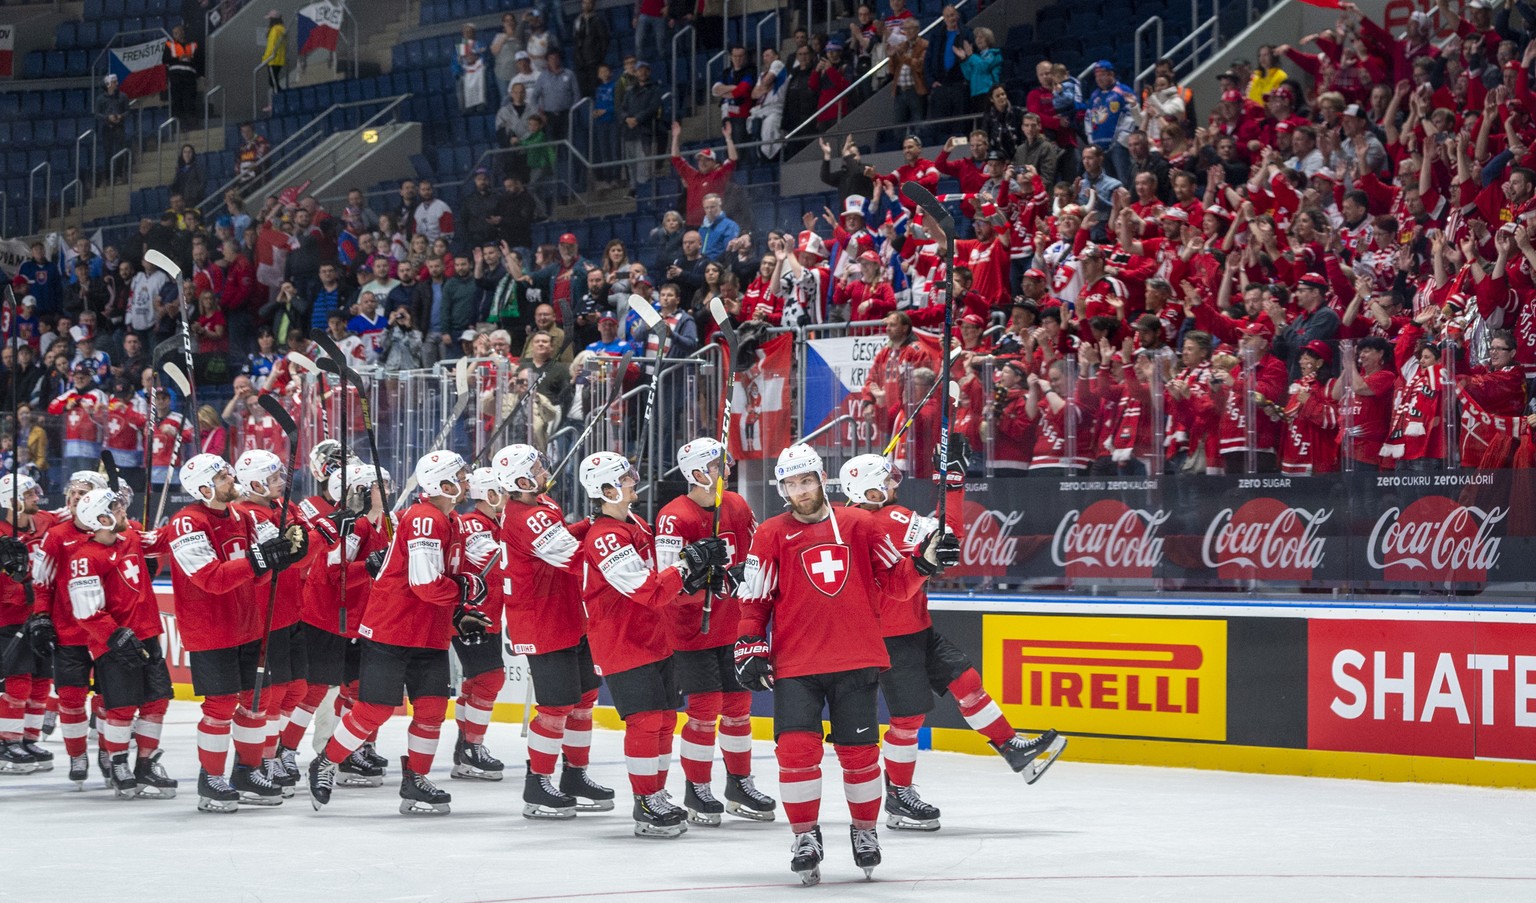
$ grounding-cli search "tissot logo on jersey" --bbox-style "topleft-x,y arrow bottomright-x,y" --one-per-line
799,543 -> 850,597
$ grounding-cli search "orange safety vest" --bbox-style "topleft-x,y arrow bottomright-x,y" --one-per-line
167,40 -> 198,70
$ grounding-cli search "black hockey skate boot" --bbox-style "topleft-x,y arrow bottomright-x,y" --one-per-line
0,740 -> 40,775
451,736 -> 505,781
992,729 -> 1067,784
231,762 -> 284,806
789,825 -> 825,886
264,756 -> 296,798
133,749 -> 178,799
885,780 -> 941,831
197,769 -> 239,813
337,747 -> 385,787
308,757 -> 338,811
684,781 -> 724,826
522,766 -> 577,819
277,744 -> 300,783
559,757 -> 616,811
19,739 -> 52,771
67,753 -> 89,788
398,756 -> 451,815
724,772 -> 777,821
850,825 -> 882,879
108,753 -> 138,799
361,741 -> 388,770
41,708 -> 56,738
632,789 -> 687,838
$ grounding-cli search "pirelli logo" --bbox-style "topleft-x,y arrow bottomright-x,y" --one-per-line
982,615 -> 1228,742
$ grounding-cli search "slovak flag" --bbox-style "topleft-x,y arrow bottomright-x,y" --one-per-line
108,38 -> 167,98
297,1 -> 342,56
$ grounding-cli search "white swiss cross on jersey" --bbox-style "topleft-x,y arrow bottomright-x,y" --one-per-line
800,543 -> 850,597
121,556 -> 142,589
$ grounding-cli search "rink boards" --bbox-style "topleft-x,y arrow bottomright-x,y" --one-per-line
149,586 -> 1536,790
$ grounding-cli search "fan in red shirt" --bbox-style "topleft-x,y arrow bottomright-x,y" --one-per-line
307,450 -> 486,816
837,441 -> 1064,832
166,452 -> 308,811
446,468 -> 511,782
670,120 -> 739,227
489,443 -> 612,819
0,475 -> 58,774
734,443 -> 948,885
654,437 -> 777,825
1330,335 -> 1399,469
60,488 -> 178,799
833,250 -> 898,327
577,451 -> 726,837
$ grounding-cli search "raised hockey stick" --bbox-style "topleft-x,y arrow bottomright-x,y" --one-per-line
251,394 -> 300,713
285,350 -> 330,446
151,362 -> 194,530
545,349 -> 635,491
142,372 -> 158,524
5,284 -> 36,630
145,249 -> 200,448
99,449 -> 121,494
468,299 -> 576,470
701,299 -> 739,636
309,332 -> 392,539
902,181 -> 958,531
392,356 -> 473,511
628,297 -> 671,477
881,363 -> 961,458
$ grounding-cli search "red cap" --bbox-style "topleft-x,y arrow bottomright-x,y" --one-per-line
1240,318 -> 1275,340
1206,205 -> 1233,221
858,249 -> 881,264
559,232 -> 578,245
1023,267 -> 1046,280
1160,207 -> 1190,223
1303,339 -> 1333,364
1221,89 -> 1243,104
961,312 -> 986,326
1297,272 -> 1329,289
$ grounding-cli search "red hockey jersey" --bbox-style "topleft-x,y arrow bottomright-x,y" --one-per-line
63,534 -> 162,659
497,496 -> 589,655
580,514 -> 685,677
654,490 -> 755,651
358,501 -> 460,650
165,502 -> 268,652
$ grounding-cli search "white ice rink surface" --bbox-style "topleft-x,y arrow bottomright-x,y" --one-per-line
5,700 -> 1535,903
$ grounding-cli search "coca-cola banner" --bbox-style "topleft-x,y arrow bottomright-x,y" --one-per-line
900,470 -> 1534,599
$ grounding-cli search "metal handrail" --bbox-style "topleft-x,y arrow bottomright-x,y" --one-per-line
75,129 -> 95,188
0,191 -> 7,237
204,85 -> 224,156
60,179 -> 83,230
28,162 -> 50,234
196,94 -> 411,213
670,26 -> 696,122
704,49 -> 727,132
251,59 -> 271,118
108,148 -> 132,209
570,96 -> 592,166
755,12 -> 779,63
1133,17 -> 1165,92
781,0 -> 971,145
799,413 -> 855,446
156,117 -> 180,186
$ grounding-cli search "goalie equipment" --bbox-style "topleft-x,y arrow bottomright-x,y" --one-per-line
491,444 -> 548,494
413,451 -> 467,501
308,439 -> 343,480
676,437 -> 729,489
234,450 -> 285,499
838,454 -> 900,506
578,451 -> 636,501
179,454 -> 231,503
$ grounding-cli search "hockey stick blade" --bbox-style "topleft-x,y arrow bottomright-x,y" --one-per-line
161,361 -> 192,396
99,450 -> 122,494
454,357 -> 471,395
144,248 -> 183,282
256,393 -> 298,436
901,182 -> 955,233
629,294 -> 663,330
285,351 -> 320,374
708,298 -> 739,347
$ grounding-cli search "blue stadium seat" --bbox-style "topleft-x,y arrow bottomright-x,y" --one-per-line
404,42 -> 423,70
34,120 -> 56,148
449,0 -> 468,21
12,121 -> 34,148
104,0 -> 127,16
6,153 -> 27,179
41,92 -> 64,115
22,52 -> 45,79
0,123 -> 11,147
66,50 -> 89,77
344,80 -> 363,103
410,153 -> 435,179
19,93 -> 41,115
98,18 -> 120,43
0,94 -> 17,117
78,21 -> 100,49
85,0 -> 105,18
124,0 -> 147,14
56,21 -> 79,51
433,146 -> 456,177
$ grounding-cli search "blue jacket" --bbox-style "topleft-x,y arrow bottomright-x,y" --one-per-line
698,214 -> 741,260
959,47 -> 1002,97
1086,80 -> 1138,147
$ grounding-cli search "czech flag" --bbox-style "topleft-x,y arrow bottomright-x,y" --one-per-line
108,38 -> 167,98
297,1 -> 342,57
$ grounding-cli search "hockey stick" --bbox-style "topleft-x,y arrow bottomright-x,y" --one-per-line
701,299 -> 740,636
251,394 -> 300,713
628,296 -> 671,478
881,357 -> 962,458
285,351 -> 331,451
99,449 -> 122,494
309,331 -> 392,539
468,298 -> 576,470
392,356 -> 474,511
142,372 -> 159,524
901,182 -> 958,531
145,249 -> 200,448
4,284 -> 36,631
545,349 -> 635,491
151,362 -> 194,530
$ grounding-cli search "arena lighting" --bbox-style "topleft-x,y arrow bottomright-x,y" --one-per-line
362,129 -> 379,144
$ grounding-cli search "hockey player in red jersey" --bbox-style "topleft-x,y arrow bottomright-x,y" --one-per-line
576,451 -> 727,838
165,453 -> 308,811
734,443 -> 955,884
447,467 -> 509,781
838,441 -> 1065,832
60,488 -> 178,799
232,449 -> 321,797
654,437 -> 777,825
306,450 -> 488,816
490,443 -> 614,819
0,474 -> 58,774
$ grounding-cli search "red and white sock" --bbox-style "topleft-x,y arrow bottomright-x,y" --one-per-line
281,682 -> 328,750
404,696 -> 447,775
324,701 -> 391,765
950,668 -> 1015,744
197,695 -> 238,775
22,678 -> 49,741
100,708 -> 135,756
455,670 -> 501,745
656,710 -> 675,788
623,710 -> 665,795
837,744 -> 882,830
231,704 -> 268,769
882,714 -> 924,786
57,686 -> 90,758
562,689 -> 598,767
527,704 -> 570,776
777,731 -> 824,833
132,698 -> 168,755
679,690 -> 721,784
719,691 -> 754,777
0,674 -> 28,742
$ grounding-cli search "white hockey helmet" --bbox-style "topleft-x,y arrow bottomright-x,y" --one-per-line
234,449 -> 285,499
0,474 -> 43,510
579,451 -> 637,501
839,454 -> 900,505
74,488 -> 122,532
774,443 -> 825,498
67,470 -> 110,492
180,453 -> 232,502
467,467 -> 504,503
329,462 -> 391,502
677,437 -> 730,488
414,451 -> 467,501
308,438 -> 342,478
491,443 -> 547,494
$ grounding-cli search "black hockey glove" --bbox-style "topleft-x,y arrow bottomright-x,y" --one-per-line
24,613 -> 56,658
453,602 -> 494,640
914,528 -> 960,577
106,626 -> 148,668
679,537 -> 728,594
364,550 -> 387,579
327,507 -> 360,539
733,635 -> 774,691
0,535 -> 29,578
248,534 -> 300,577
451,573 -> 488,608
932,434 -> 971,488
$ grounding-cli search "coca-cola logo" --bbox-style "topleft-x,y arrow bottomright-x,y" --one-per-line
1051,500 -> 1169,579
1367,497 -> 1506,582
1202,499 -> 1330,580
958,507 -> 1023,577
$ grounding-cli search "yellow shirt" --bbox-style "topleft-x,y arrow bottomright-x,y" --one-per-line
263,23 -> 287,67
1247,67 -> 1288,104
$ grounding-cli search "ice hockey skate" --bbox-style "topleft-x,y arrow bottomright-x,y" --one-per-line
850,825 -> 881,879
133,750 -> 178,799
724,772 -> 777,821
993,730 -> 1067,784
19,739 -> 51,771
0,740 -> 40,775
683,781 -> 724,826
108,753 -> 137,799
67,753 -> 89,788
559,759 -> 616,811
632,790 -> 687,838
450,736 -> 504,781
337,747 -> 384,787
196,769 -> 239,813
789,825 -> 824,885
522,766 -> 577,819
231,762 -> 284,805
885,780 -> 941,831
308,757 -> 337,811
398,756 -> 451,815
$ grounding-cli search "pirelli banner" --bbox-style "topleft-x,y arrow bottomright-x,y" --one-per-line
901,470 -> 1533,598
